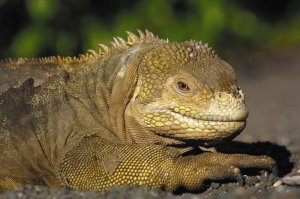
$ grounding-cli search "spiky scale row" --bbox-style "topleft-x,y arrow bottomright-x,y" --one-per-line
185,40 -> 217,59
0,30 -> 216,68
126,31 -> 140,44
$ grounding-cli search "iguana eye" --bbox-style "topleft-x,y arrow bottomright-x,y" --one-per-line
177,81 -> 190,92
168,76 -> 195,96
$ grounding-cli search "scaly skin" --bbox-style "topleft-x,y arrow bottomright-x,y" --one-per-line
0,30 -> 275,192
59,135 -> 275,192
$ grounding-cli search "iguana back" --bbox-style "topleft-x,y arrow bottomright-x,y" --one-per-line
0,54 -> 121,189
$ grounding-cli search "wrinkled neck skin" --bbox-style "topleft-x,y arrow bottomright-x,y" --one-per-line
107,43 -> 162,143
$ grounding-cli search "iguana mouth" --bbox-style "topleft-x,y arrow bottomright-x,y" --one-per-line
168,111 -> 246,132
169,109 -> 247,123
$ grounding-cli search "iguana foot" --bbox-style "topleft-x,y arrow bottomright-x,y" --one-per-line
173,152 -> 276,191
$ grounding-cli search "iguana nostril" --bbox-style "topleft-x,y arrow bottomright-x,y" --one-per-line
216,92 -> 230,102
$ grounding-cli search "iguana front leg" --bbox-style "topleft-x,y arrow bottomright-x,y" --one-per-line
176,152 -> 277,191
58,136 -> 276,192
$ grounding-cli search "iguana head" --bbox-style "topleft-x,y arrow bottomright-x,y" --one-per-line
125,39 -> 248,146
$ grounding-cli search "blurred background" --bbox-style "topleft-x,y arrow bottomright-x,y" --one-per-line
0,0 -> 300,58
0,0 -> 299,151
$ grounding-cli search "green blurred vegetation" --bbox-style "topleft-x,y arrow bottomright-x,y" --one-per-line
0,0 -> 300,58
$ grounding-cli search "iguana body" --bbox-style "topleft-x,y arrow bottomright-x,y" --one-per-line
0,31 -> 275,192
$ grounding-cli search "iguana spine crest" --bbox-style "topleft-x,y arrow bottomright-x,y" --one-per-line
0,30 -> 217,66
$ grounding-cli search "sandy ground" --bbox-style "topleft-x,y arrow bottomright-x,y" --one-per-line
0,48 -> 299,198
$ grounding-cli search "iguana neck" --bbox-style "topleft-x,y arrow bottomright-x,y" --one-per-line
108,44 -> 160,143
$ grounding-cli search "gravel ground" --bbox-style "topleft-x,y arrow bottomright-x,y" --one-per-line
0,48 -> 299,198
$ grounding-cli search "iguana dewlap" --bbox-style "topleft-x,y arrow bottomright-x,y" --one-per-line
0,30 -> 275,192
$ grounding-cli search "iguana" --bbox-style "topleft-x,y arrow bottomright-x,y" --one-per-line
0,30 -> 276,192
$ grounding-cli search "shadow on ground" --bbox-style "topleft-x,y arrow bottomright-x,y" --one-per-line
216,141 -> 294,177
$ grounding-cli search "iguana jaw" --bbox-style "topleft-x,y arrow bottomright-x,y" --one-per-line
144,109 -> 247,142
127,95 -> 248,144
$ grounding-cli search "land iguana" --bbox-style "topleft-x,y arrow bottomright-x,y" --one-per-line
0,30 -> 276,192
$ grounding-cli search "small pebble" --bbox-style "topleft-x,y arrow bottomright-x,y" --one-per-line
273,180 -> 282,187
234,186 -> 247,195
211,182 -> 221,189
255,182 -> 261,187
282,175 -> 300,186
17,192 -> 23,198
